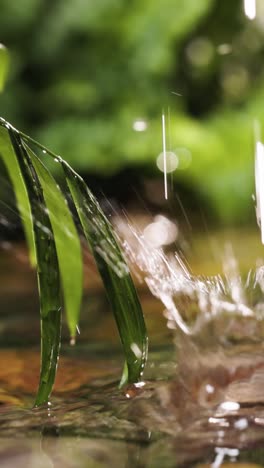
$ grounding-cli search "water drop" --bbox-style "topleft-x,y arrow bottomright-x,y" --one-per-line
156,151 -> 178,173
143,216 -> 178,247
255,417 -> 264,425
205,383 -> 215,394
70,336 -> 76,346
130,343 -> 142,359
218,401 -> 240,412
133,118 -> 148,132
134,381 -> 146,388
234,418 -> 248,430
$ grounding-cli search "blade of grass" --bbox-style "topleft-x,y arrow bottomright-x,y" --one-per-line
0,117 -> 149,394
0,123 -> 36,265
62,161 -> 148,385
8,128 -> 61,406
26,146 -> 83,340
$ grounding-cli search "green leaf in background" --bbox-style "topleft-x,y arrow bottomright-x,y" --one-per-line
0,121 -> 36,265
8,128 -> 61,406
62,161 -> 148,385
27,147 -> 83,340
0,44 -> 9,92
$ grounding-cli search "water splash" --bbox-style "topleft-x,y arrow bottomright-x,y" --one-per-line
212,447 -> 239,468
115,215 -> 264,409
118,217 -> 264,336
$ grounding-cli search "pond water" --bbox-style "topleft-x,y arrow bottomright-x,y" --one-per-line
2,230 -> 264,467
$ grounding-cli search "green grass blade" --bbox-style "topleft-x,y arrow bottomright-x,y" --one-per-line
27,147 -> 83,340
35,309 -> 61,406
0,45 -> 9,92
8,129 -> 62,406
0,123 -> 36,265
62,162 -> 148,385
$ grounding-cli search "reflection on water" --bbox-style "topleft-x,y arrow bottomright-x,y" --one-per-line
2,361 -> 264,467
2,234 -> 264,466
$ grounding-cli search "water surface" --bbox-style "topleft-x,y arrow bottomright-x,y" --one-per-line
2,233 -> 264,467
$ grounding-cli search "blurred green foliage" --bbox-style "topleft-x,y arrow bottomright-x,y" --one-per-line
0,44 -> 9,92
1,0 -> 264,223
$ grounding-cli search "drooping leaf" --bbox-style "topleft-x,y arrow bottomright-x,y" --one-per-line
0,44 -> 9,92
0,121 -> 36,265
0,116 -> 149,403
8,128 -> 62,406
62,161 -> 148,385
27,147 -> 83,339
